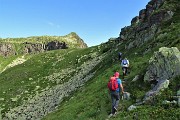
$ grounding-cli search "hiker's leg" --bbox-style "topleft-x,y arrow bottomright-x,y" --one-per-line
111,92 -> 116,114
122,67 -> 126,78
125,67 -> 127,75
114,92 -> 120,110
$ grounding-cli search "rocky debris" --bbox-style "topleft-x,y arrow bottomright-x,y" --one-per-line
2,53 -> 106,120
162,100 -> 177,105
144,47 -> 180,82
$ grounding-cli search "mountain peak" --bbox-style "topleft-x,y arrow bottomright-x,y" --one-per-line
66,32 -> 81,39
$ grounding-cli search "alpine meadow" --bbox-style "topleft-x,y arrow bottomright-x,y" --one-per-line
0,0 -> 180,120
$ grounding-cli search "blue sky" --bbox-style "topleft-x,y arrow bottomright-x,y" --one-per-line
0,0 -> 150,47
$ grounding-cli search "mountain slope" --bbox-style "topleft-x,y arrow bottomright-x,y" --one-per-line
0,0 -> 180,119
43,0 -> 180,119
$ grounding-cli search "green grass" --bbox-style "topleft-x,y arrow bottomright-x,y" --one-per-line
0,0 -> 180,119
0,46 -> 106,115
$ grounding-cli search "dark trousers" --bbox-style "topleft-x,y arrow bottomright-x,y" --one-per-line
111,91 -> 120,114
122,67 -> 128,77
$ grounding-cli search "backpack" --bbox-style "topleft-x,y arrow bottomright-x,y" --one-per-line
122,59 -> 128,65
107,77 -> 118,91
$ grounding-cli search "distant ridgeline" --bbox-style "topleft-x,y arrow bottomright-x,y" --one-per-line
0,32 -> 88,56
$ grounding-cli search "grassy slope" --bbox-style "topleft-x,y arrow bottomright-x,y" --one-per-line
0,46 -> 105,115
43,0 -> 180,119
0,0 -> 179,119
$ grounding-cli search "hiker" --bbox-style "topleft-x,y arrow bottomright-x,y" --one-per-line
118,52 -> 122,61
108,72 -> 124,116
121,58 -> 129,78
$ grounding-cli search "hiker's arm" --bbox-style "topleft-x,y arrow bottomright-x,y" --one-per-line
120,84 -> 124,93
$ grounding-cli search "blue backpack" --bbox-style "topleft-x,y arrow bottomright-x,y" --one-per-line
122,59 -> 128,65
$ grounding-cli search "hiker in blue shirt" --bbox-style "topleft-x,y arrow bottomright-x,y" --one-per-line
109,72 -> 124,117
121,58 -> 129,79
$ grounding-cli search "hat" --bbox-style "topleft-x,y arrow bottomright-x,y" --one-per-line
114,72 -> 120,77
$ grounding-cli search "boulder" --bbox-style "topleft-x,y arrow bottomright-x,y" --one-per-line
122,92 -> 131,100
144,47 -> 180,82
144,47 -> 180,102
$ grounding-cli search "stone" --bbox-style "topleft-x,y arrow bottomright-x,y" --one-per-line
11,98 -> 18,102
144,47 -> 180,82
132,75 -> 140,82
128,105 -> 137,111
122,92 -> 131,100
0,98 -> 4,101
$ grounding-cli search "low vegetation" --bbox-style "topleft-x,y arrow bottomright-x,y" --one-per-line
0,0 -> 179,119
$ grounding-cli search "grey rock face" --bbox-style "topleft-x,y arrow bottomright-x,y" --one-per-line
144,47 -> 180,82
119,0 -> 175,50
143,47 -> 180,102
23,41 -> 68,54
45,41 -> 67,51
0,43 -> 15,56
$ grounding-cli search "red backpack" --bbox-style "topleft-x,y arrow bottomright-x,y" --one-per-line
107,77 -> 118,91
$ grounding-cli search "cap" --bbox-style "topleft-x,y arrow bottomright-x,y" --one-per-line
114,72 -> 120,77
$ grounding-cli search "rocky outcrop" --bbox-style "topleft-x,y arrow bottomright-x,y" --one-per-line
0,32 -> 87,56
0,43 -> 15,56
23,41 -> 68,54
45,41 -> 67,51
143,47 -> 180,101
118,0 -> 174,49
144,47 -> 180,82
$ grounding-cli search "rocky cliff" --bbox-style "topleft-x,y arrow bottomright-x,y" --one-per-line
0,32 -> 87,56
116,0 -> 175,50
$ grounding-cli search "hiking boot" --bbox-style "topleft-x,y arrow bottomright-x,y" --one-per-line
108,113 -> 113,118
114,107 -> 118,112
113,112 -> 117,117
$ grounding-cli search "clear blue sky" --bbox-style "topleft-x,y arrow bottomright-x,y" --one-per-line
0,0 -> 150,47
